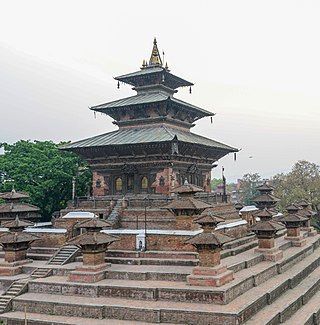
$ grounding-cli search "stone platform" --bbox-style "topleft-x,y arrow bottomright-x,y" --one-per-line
0,232 -> 319,325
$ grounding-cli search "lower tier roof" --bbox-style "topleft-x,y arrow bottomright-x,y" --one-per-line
61,125 -> 237,152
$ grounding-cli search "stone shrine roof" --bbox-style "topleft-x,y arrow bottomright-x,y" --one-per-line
251,220 -> 284,232
0,232 -> 39,244
165,198 -> 212,211
75,218 -> 112,229
185,231 -> 233,246
68,232 -> 119,246
0,190 -> 29,200
2,217 -> 33,229
0,203 -> 40,213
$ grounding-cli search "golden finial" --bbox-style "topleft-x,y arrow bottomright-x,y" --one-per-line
141,59 -> 147,69
149,37 -> 163,66
165,62 -> 170,71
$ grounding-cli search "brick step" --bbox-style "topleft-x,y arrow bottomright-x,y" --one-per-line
0,311 -> 166,325
27,253 -> 52,261
244,265 -> 320,325
223,234 -> 256,249
106,250 -> 198,260
281,290 -> 320,325
28,247 -> 59,255
106,269 -> 189,282
27,245 -> 319,308
75,255 -> 198,266
106,257 -> 198,266
221,240 -> 258,258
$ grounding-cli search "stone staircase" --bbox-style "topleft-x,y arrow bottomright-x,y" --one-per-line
47,245 -> 79,265
0,280 -> 28,313
1,234 -> 320,324
107,200 -> 122,227
31,268 -> 53,278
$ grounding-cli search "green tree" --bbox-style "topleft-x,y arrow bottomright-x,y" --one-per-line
272,160 -> 320,213
239,173 -> 262,205
0,140 -> 92,219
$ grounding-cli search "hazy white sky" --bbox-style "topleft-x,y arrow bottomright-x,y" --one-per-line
1,0 -> 319,182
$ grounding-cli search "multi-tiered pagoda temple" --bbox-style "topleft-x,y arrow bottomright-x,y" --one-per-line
62,39 -> 237,196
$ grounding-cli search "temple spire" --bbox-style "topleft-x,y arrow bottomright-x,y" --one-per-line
149,37 -> 162,67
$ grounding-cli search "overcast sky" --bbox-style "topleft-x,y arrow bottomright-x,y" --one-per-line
1,0 -> 319,182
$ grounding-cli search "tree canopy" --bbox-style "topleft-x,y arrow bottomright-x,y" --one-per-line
239,173 -> 262,205
0,140 -> 92,219
272,160 -> 320,212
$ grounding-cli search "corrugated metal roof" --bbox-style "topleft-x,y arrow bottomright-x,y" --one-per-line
115,67 -> 193,88
61,125 -> 237,151
91,92 -> 213,116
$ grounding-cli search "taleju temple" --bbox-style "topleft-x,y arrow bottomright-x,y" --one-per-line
62,38 -> 237,196
0,40 -> 319,325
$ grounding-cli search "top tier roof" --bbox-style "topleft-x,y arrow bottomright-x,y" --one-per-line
256,183 -> 274,192
115,38 -> 193,90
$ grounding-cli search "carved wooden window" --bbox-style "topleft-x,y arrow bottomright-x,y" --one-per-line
127,174 -> 134,192
115,177 -> 123,192
141,176 -> 148,191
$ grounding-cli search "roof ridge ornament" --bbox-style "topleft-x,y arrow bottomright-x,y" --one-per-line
149,38 -> 163,67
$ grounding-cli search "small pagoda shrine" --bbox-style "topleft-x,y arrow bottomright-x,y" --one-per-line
185,212 -> 234,287
164,180 -> 212,230
61,38 -> 237,196
251,209 -> 284,261
0,189 -> 41,222
67,217 -> 118,283
277,205 -> 308,247
296,200 -> 317,236
252,183 -> 280,210
0,217 -> 39,275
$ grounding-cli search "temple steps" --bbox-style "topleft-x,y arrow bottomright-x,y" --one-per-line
47,245 -> 80,265
281,290 -> 320,325
244,265 -> 320,325
0,311 -> 168,325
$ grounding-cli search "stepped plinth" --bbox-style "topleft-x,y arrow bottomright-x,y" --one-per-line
185,213 -> 234,286
67,217 -> 119,283
251,209 -> 284,261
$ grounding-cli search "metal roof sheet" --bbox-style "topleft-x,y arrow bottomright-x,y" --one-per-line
91,92 -> 213,116
61,125 -> 237,151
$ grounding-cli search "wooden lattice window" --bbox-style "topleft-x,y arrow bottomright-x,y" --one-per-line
141,176 -> 148,190
115,177 -> 123,192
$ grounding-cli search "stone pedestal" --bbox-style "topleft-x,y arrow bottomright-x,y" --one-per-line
301,226 -> 317,237
285,235 -> 307,247
0,259 -> 32,276
285,228 -> 306,246
69,263 -> 110,283
68,249 -> 110,283
187,265 -> 234,287
255,247 -> 283,262
176,215 -> 193,230
255,237 -> 283,261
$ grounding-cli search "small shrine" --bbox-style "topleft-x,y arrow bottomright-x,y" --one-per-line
277,205 -> 308,247
0,189 -> 41,222
0,217 -> 39,275
252,183 -> 280,210
185,213 -> 234,287
296,200 -> 317,236
251,209 -> 284,261
67,217 -> 118,283
164,180 -> 212,230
